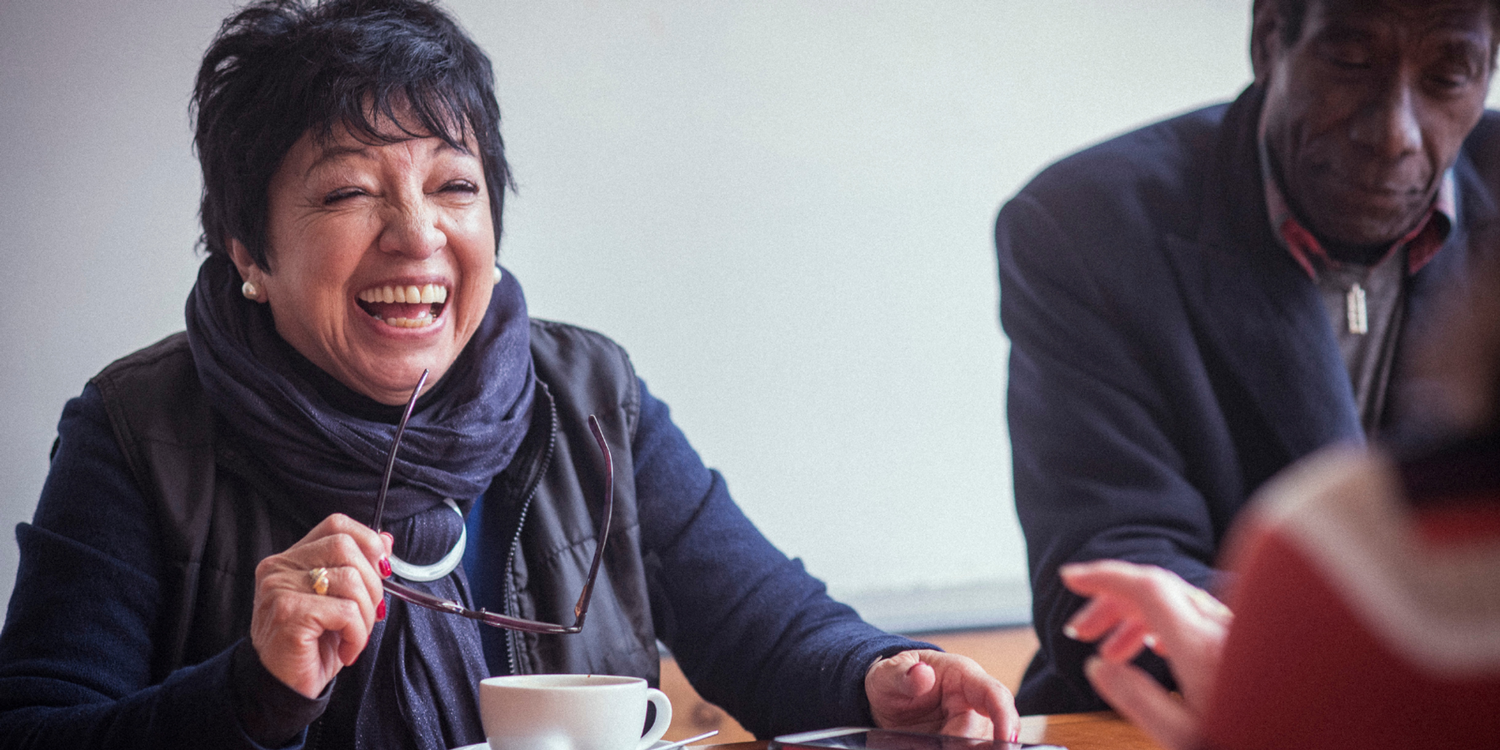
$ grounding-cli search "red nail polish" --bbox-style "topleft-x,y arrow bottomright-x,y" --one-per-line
1008,729 -> 1019,744
376,599 -> 387,621
379,557 -> 392,578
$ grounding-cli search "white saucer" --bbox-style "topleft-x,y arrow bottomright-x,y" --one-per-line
455,741 -> 677,750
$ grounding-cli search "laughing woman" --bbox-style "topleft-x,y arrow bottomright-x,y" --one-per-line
0,1 -> 1015,749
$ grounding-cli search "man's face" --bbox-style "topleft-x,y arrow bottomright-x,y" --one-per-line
1259,0 -> 1494,250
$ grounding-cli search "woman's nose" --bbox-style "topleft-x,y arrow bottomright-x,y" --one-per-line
378,199 -> 444,258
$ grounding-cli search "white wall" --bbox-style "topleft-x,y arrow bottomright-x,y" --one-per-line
0,0 -> 1258,632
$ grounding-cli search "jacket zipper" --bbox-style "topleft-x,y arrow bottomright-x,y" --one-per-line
502,404 -> 557,675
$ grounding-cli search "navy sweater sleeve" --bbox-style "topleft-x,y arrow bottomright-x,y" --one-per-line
631,379 -> 928,738
0,385 -> 319,749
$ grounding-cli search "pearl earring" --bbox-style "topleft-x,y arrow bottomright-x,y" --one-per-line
241,280 -> 260,301
493,266 -> 503,285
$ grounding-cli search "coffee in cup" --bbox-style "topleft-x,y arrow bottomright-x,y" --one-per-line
480,674 -> 672,750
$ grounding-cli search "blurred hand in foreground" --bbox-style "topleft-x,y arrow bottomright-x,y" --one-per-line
1060,560 -> 1232,750
865,649 -> 1020,743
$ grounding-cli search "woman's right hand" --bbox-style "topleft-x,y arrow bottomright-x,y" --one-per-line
250,513 -> 393,698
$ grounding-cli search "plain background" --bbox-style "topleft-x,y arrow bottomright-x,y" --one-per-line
0,0 -> 1265,630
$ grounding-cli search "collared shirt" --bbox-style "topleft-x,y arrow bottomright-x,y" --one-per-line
1262,159 -> 1454,280
1257,136 -> 1456,437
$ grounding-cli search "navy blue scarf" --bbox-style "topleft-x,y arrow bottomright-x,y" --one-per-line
185,255 -> 534,750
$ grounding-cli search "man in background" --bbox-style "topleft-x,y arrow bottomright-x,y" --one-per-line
996,0 -> 1500,713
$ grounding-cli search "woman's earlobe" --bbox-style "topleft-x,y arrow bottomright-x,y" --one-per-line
227,238 -> 269,303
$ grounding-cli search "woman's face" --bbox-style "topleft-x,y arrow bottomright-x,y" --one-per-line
230,119 -> 496,405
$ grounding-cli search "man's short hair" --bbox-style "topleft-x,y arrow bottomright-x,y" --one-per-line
192,0 -> 512,270
1271,0 -> 1500,49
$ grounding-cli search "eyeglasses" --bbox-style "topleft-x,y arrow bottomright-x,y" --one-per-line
369,369 -> 612,634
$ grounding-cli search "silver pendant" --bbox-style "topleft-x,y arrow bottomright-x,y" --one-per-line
1346,283 -> 1368,335
388,498 -> 467,582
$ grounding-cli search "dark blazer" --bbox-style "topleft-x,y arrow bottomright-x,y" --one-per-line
995,84 -> 1500,714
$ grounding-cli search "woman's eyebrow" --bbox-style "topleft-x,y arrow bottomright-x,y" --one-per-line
304,144 -> 371,178
305,139 -> 475,177
432,138 -> 475,157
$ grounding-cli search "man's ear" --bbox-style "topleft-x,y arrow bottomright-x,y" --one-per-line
226,238 -> 270,303
1250,0 -> 1282,87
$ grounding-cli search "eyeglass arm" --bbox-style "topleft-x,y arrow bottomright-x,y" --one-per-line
572,414 -> 614,625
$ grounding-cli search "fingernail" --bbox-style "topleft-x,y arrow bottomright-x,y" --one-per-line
1008,728 -> 1020,743
1062,623 -> 1080,640
379,557 -> 392,578
376,599 -> 387,621
380,531 -> 394,549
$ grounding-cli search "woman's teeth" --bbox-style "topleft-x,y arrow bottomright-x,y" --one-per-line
355,283 -> 449,328
357,283 -> 449,305
380,313 -> 435,328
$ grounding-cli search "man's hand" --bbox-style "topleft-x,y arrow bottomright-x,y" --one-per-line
865,649 -> 1019,743
1060,560 -> 1232,750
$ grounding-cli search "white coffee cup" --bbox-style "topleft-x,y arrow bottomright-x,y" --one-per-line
480,674 -> 673,750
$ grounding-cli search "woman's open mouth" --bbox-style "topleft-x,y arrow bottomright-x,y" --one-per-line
355,283 -> 448,328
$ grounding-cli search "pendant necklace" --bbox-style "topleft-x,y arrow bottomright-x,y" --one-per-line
1346,282 -> 1368,335
387,498 -> 467,582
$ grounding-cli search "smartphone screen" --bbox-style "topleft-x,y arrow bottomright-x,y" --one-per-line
770,727 -> 1064,750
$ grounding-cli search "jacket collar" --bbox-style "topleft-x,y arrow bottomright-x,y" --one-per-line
1165,85 -> 1364,460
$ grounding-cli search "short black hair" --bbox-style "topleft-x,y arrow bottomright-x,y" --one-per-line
192,0 -> 511,270
1273,0 -> 1500,47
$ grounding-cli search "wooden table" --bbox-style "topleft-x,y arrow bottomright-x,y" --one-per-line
1015,712 -> 1162,749
700,712 -> 1162,750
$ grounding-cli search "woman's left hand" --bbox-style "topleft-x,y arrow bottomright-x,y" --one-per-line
865,649 -> 1020,742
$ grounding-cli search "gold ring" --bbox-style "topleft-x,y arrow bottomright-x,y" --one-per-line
309,567 -> 330,596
